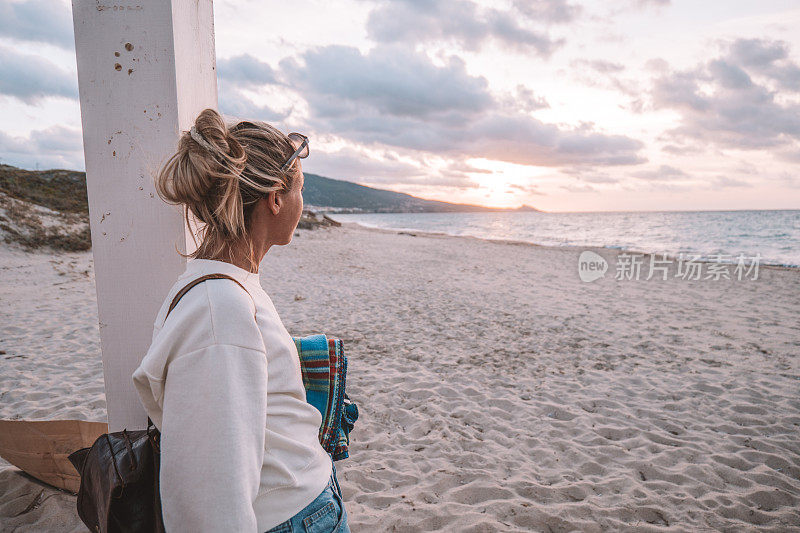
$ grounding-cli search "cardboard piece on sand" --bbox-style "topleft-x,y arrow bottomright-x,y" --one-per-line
0,419 -> 108,493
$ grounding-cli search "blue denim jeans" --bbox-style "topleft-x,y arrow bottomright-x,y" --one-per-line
264,457 -> 350,533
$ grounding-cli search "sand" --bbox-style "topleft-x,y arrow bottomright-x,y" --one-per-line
1,222 -> 799,532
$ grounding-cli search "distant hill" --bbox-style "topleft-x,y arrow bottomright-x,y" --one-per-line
0,165 -> 88,214
302,173 -> 538,213
0,164 -> 538,215
0,165 -> 90,251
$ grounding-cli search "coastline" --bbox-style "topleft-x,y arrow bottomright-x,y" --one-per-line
2,223 -> 799,531
338,220 -> 800,272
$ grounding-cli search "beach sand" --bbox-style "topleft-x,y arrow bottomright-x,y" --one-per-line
1,222 -> 799,532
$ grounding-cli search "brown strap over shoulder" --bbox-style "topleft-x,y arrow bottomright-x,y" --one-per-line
165,273 -> 249,321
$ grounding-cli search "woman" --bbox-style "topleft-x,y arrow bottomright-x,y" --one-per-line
132,108 -> 350,533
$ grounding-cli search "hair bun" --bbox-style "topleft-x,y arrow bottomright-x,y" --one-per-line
191,109 -> 245,164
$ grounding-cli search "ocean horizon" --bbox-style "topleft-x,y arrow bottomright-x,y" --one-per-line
329,209 -> 800,267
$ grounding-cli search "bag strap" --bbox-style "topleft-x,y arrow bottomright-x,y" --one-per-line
165,273 -> 250,322
148,273 -> 252,433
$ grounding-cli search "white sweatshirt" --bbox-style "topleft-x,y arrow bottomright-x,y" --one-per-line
132,258 -> 332,533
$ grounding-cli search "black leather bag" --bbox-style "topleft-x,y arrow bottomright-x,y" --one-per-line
68,419 -> 163,533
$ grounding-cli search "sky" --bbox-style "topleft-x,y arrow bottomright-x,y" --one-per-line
1,0 -> 799,212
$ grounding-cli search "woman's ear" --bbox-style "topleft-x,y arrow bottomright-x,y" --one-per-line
266,190 -> 283,216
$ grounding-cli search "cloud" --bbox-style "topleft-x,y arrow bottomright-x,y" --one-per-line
560,182 -> 597,193
660,143 -> 705,155
0,125 -> 84,170
569,171 -> 619,184
572,59 -> 625,74
499,85 -> 549,113
508,182 -> 545,195
280,44 -> 644,168
729,38 -> 787,66
0,0 -> 74,49
307,147 -> 479,189
707,59 -> 751,89
217,54 -> 278,87
436,163 -> 490,186
570,58 -> 642,104
445,159 -> 495,175
511,0 -> 581,24
30,125 -> 83,153
364,0 -> 564,57
645,58 -> 669,72
562,166 -> 621,184
728,38 -> 800,92
781,147 -> 800,164
461,115 -> 644,166
602,0 -> 670,17
218,83 -> 291,123
713,175 -> 751,188
0,46 -> 78,103
632,0 -> 670,7
631,164 -> 689,180
215,54 -> 293,123
304,149 -> 492,190
775,171 -> 800,189
282,44 -> 492,120
303,148 -> 425,184
650,38 -> 800,151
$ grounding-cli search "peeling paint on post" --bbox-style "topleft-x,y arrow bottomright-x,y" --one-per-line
71,0 -> 217,432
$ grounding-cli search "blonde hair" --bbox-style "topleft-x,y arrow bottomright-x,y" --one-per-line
155,108 -> 300,271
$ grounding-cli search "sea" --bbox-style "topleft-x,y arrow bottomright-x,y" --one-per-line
328,210 -> 800,267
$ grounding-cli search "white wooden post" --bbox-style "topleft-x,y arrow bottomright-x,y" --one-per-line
71,0 -> 217,432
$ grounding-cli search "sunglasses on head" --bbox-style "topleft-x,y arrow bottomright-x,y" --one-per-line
280,132 -> 309,172
229,121 -> 309,173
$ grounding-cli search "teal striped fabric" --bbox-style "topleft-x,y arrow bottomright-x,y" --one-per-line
292,334 -> 357,461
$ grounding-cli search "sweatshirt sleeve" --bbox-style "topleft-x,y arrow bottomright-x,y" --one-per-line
159,343 -> 268,533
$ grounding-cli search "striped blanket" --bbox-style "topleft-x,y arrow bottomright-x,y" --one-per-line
292,334 -> 358,461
